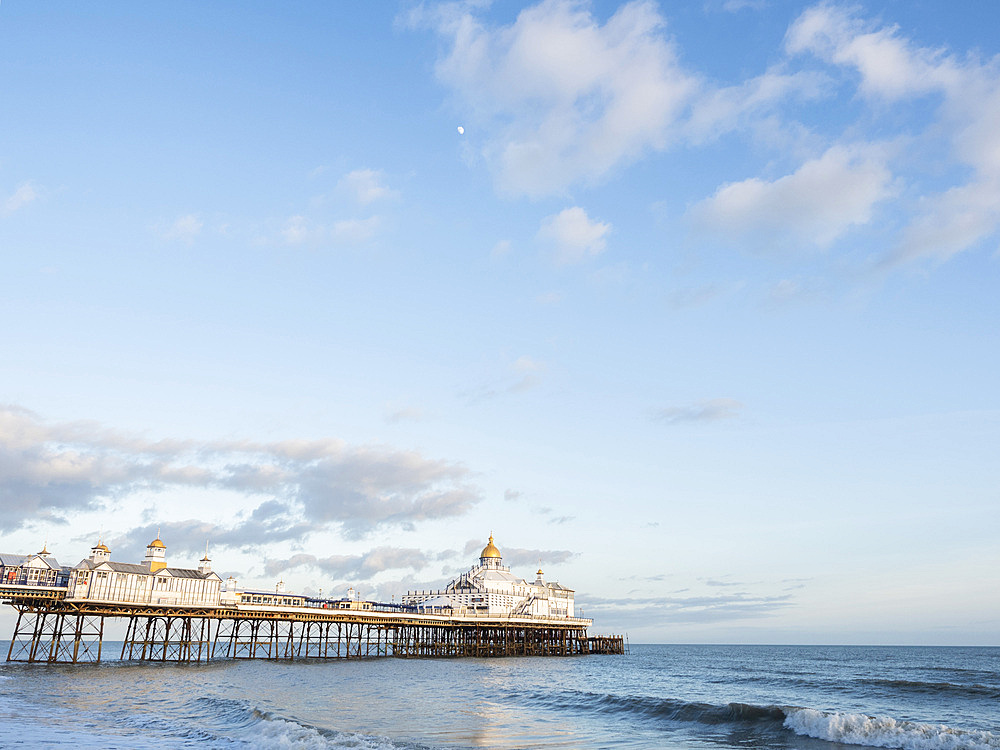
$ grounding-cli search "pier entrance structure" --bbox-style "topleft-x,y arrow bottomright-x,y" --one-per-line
1,535 -> 625,664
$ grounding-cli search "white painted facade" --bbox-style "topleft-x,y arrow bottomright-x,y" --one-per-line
402,535 -> 576,618
66,538 -> 222,607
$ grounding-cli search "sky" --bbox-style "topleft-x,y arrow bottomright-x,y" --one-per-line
0,0 -> 998,645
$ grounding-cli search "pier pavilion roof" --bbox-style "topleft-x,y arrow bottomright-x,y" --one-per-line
75,559 -> 220,580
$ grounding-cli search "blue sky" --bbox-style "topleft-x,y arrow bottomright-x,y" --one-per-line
1,0 -> 998,645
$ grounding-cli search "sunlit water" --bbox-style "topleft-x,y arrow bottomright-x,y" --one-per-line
0,644 -> 997,749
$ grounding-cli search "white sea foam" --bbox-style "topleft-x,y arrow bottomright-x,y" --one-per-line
785,708 -> 1000,750
251,714 -> 403,750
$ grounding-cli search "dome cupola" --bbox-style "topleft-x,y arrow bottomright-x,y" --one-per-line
479,534 -> 502,567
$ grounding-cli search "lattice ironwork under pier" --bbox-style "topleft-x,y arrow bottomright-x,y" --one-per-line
6,605 -> 105,663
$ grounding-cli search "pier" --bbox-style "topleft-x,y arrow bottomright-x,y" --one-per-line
2,587 -> 623,663
0,536 -> 626,664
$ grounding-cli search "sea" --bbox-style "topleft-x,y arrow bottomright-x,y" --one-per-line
0,644 -> 997,749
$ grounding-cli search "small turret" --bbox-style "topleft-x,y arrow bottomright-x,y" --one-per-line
89,540 -> 111,564
143,533 -> 167,572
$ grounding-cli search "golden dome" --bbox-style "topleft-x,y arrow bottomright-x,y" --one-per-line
148,537 -> 166,549
480,534 -> 501,559
93,542 -> 110,552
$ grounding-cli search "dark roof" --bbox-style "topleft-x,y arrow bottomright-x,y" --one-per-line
78,560 -> 218,579
0,553 -> 62,569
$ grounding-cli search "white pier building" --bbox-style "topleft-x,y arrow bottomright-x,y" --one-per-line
402,535 -> 575,617
67,536 -> 222,607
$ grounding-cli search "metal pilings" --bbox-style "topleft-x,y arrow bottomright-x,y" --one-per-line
4,602 -> 623,663
121,615 -> 214,662
6,606 -> 104,663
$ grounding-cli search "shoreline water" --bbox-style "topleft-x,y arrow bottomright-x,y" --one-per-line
0,644 -> 997,749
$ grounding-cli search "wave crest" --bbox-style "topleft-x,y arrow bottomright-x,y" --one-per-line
785,708 -> 1000,750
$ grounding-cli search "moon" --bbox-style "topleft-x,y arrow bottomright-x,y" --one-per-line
457,126 -> 465,135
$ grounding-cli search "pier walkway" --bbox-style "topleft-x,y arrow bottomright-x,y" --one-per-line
1,584 -> 626,663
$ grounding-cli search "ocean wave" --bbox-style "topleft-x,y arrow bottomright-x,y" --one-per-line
522,688 -> 999,750
246,709 -> 408,749
522,689 -> 789,727
784,708 -> 1000,750
866,679 -> 1000,700
175,696 -> 420,749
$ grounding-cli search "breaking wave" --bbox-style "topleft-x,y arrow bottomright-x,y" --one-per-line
525,689 -> 1000,750
784,708 -> 1000,750
175,697 -> 422,749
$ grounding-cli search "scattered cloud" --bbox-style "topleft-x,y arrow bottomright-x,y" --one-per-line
666,282 -> 742,310
538,206 -> 611,264
455,538 -> 573,569
415,0 -> 697,196
332,216 -> 381,243
720,0 -> 768,12
463,354 -> 547,402
282,214 -> 315,245
548,515 -> 575,525
159,213 -> 204,244
336,168 -> 398,205
264,546 -> 429,579
686,67 -> 828,145
384,406 -> 425,424
500,547 -> 575,568
579,591 -> 794,624
490,239 -> 512,258
786,3 -> 1000,267
509,355 -> 544,392
3,181 -> 39,216
282,214 -> 381,247
0,405 -> 479,538
689,144 -> 895,253
653,398 -> 744,424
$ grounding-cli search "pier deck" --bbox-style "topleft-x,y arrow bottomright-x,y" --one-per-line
1,585 -> 625,663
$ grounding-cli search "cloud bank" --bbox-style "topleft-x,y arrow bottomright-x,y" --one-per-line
0,405 -> 479,539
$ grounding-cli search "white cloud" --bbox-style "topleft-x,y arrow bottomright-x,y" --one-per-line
337,168 -> 398,205
689,144 -> 894,251
490,239 -> 512,258
421,0 -> 697,196
686,67 -> 828,144
162,214 -> 204,244
332,216 -> 380,244
0,405 -> 479,538
538,206 -> 611,264
785,5 -> 957,101
282,214 -> 314,245
3,181 -> 39,215
384,406 -> 425,424
281,215 -> 381,247
653,398 -> 744,424
786,3 -> 1000,266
